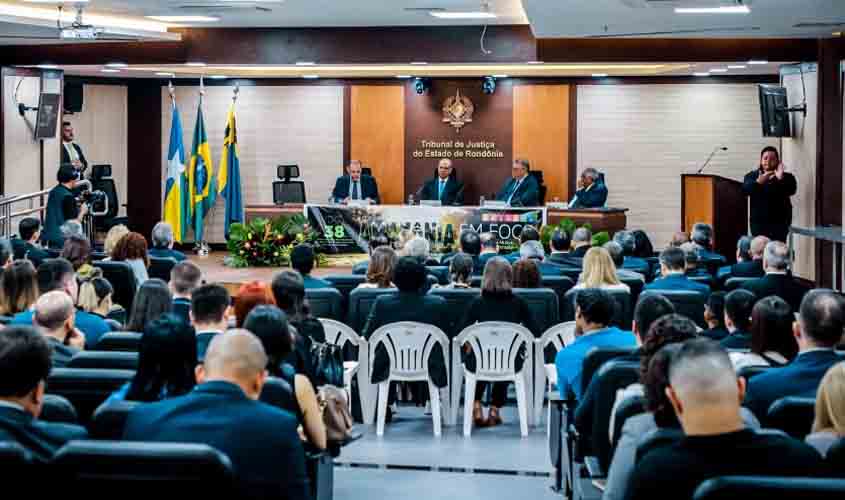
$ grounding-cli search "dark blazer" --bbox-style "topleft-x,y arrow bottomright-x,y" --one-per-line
570,183 -> 608,208
720,331 -> 752,350
622,256 -> 650,274
419,177 -> 464,205
10,239 -> 49,268
743,168 -> 798,240
740,273 -> 806,312
195,331 -> 220,363
701,326 -> 730,341
361,291 -> 449,387
495,175 -> 540,207
149,247 -> 187,262
172,298 -> 191,324
0,405 -> 88,463
474,252 -> 496,274
645,273 -> 710,297
719,259 -> 765,281
744,350 -> 843,419
571,245 -> 591,258
123,381 -> 309,500
61,142 -> 88,171
546,251 -> 583,269
331,175 -> 380,204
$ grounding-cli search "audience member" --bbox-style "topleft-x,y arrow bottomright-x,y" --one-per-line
357,246 -> 397,289
680,242 -> 711,279
60,233 -> 96,280
626,339 -> 822,500
691,222 -> 725,264
701,292 -> 729,341
0,260 -> 38,316
190,283 -> 231,362
740,240 -> 806,311
123,330 -> 310,500
352,234 -> 389,275
33,291 -> 84,367
519,240 -> 561,276
720,289 -> 756,350
244,305 -> 326,450
148,221 -> 187,262
476,232 -> 499,273
602,241 -> 645,283
669,231 -> 689,248
395,229 -> 415,255
233,281 -> 275,327
506,225 -> 540,262
630,229 -> 654,259
270,270 -> 323,381
112,231 -> 150,289
12,217 -> 49,268
744,289 -> 845,419
126,278 -> 172,334
103,224 -> 129,259
436,252 -> 473,288
547,229 -> 581,268
77,276 -> 115,321
290,243 -> 331,289
0,326 -> 87,462
107,313 -> 196,403
513,259 -> 542,288
170,260 -> 202,324
0,239 -> 12,274
573,247 -> 630,292
570,227 -> 592,258
806,362 -> 845,457
645,247 -> 710,297
613,230 -> 649,273
555,288 -> 636,400
403,236 -> 439,266
59,220 -> 84,243
460,257 -> 540,426
719,235 -> 768,280
730,296 -> 798,370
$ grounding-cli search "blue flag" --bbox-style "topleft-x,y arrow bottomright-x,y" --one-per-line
217,104 -> 243,239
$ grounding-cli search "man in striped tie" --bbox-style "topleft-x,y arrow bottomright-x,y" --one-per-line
419,158 -> 464,206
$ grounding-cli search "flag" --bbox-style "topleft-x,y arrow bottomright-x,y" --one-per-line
163,100 -> 190,243
187,99 -> 215,242
217,103 -> 243,239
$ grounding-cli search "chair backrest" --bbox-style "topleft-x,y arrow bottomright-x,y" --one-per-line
537,321 -> 577,366
148,257 -> 176,282
369,321 -> 449,381
610,394 -> 647,458
639,289 -> 707,328
90,400 -> 141,439
52,441 -> 235,495
635,427 -> 683,464
0,442 -> 32,480
688,274 -> 716,289
319,318 -> 365,349
305,287 -> 344,321
736,364 -> 771,382
428,287 -> 481,337
347,287 -> 396,333
323,274 -> 367,313
513,288 -> 559,334
94,332 -> 142,352
725,276 -> 757,291
827,437 -> 845,476
540,275 -> 576,316
92,261 -> 138,310
580,345 -> 638,396
564,288 -> 633,330
556,267 -> 582,283
273,180 -> 306,204
454,321 -> 534,377
618,275 -> 644,306
765,396 -> 816,439
41,394 -> 79,424
68,351 -> 139,371
259,376 -> 299,417
46,368 -> 136,424
693,476 -> 845,500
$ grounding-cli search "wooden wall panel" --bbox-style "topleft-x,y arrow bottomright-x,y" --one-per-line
513,84 -> 570,202
350,85 -> 404,204
682,176 -> 714,231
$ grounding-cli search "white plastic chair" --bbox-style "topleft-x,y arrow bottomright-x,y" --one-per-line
451,321 -> 534,437
318,319 -> 371,423
534,321 -> 577,431
368,321 -> 450,437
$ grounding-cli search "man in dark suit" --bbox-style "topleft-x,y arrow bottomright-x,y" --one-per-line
418,158 -> 464,205
331,160 -> 380,204
613,230 -> 650,274
645,247 -> 710,298
60,121 -> 88,177
11,217 -> 49,269
519,240 -> 562,277
290,244 -> 332,289
718,235 -> 768,281
441,230 -> 481,268
190,284 -> 231,362
545,229 -> 574,266
505,225 -> 540,263
570,227 -> 593,259
476,232 -> 499,274
0,326 -> 88,462
681,243 -> 714,280
495,159 -> 540,207
691,222 -> 726,266
744,289 -> 844,420
740,241 -> 806,312
719,290 -> 756,350
149,222 -> 187,262
569,168 -> 608,209
742,146 -> 798,243
170,261 -> 202,324
603,241 -> 645,283
124,330 -> 309,500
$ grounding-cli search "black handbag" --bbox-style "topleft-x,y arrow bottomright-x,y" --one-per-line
311,342 -> 344,388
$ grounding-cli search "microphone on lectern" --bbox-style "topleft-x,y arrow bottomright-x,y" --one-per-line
696,146 -> 728,174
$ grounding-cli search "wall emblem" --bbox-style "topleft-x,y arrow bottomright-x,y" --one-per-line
442,89 -> 474,131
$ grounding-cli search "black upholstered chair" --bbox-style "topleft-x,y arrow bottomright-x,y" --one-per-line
765,396 -> 816,439
323,274 -> 367,315
693,476 -> 845,500
305,288 -> 344,321
725,276 -> 758,291
46,368 -> 135,424
41,394 -> 79,424
513,288 -> 559,335
426,266 -> 450,286
638,289 -> 707,328
827,438 -> 845,477
563,288 -> 633,330
579,346 -> 638,398
346,288 -> 397,333
610,394 -> 647,459
68,351 -> 139,371
94,332 -> 142,352
148,257 -> 177,283
428,288 -> 481,338
92,261 -> 138,310
541,275 -> 576,317
0,442 -> 32,480
736,364 -> 771,382
89,400 -> 141,439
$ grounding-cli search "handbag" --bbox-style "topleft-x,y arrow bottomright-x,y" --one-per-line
317,385 -> 359,445
310,341 -> 344,388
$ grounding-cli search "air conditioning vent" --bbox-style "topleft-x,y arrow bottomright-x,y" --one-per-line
793,21 -> 845,28
177,3 -> 274,12
620,0 -> 751,8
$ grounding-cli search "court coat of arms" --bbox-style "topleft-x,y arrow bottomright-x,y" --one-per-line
442,89 -> 474,131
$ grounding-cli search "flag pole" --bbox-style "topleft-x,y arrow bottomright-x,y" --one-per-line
196,75 -> 210,256
232,83 -> 239,104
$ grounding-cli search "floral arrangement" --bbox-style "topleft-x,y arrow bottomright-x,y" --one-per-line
226,214 -> 323,268
540,218 -> 610,251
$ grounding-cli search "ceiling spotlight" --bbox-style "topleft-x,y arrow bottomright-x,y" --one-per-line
302,74 -> 319,79
295,61 -> 316,66
748,60 -> 769,65
101,68 -> 121,73
209,75 -> 227,79
482,76 -> 496,95
429,11 -> 497,19
674,6 -> 750,14
186,62 -> 206,67
492,74 -> 508,78
709,68 -> 728,73
526,60 -> 544,65
410,61 -> 428,65
36,64 -> 59,69
145,15 -> 220,22
693,72 -> 711,77
105,62 -> 128,68
395,75 -> 412,79
591,73 -> 609,78
413,77 -> 431,95
728,65 -> 747,69
155,72 -> 176,77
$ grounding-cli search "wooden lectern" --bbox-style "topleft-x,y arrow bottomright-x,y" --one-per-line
681,174 -> 748,262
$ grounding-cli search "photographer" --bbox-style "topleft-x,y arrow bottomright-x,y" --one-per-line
43,164 -> 88,249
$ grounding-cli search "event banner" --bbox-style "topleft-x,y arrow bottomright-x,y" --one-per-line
306,204 -> 546,255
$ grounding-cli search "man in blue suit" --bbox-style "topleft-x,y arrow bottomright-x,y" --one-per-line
691,222 -> 726,265
149,222 -> 187,262
418,158 -> 464,206
613,231 -> 650,274
496,159 -> 540,207
645,247 -> 710,298
505,225 -> 540,263
744,289 -> 844,420
331,160 -> 380,204
123,330 -> 310,500
569,168 -> 608,209
519,240 -> 563,277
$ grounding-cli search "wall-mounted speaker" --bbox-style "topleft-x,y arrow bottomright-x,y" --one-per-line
64,82 -> 83,113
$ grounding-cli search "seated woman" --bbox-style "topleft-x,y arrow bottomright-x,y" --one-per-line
434,252 -> 473,289
103,224 -> 130,260
806,362 -> 845,457
355,246 -> 397,289
126,278 -> 172,333
244,305 -> 327,450
0,260 -> 38,317
729,295 -> 798,370
631,229 -> 654,259
233,281 -> 275,328
271,270 -> 324,383
513,259 -> 542,288
106,313 -> 196,403
459,257 -> 540,427
574,247 -> 630,292
77,276 -> 119,326
701,292 -> 729,341
60,234 -> 97,280
111,232 -> 150,289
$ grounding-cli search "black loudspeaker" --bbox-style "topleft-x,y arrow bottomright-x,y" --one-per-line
64,82 -> 83,113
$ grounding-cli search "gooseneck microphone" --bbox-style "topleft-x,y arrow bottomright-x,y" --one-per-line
696,146 -> 728,174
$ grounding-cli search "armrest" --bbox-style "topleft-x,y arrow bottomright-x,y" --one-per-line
582,455 -> 606,479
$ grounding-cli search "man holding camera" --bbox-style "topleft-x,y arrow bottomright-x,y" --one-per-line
43,164 -> 88,249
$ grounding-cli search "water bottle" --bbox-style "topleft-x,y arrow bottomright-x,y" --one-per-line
479,195 -> 485,207
408,194 -> 415,206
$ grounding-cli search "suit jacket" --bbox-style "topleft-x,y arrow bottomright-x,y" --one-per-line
361,291 -> 449,387
744,350 -> 843,420
195,331 -> 221,363
622,256 -> 650,275
546,251 -> 583,269
149,247 -> 187,262
419,177 -> 464,205
644,273 -> 711,298
571,245 -> 591,258
731,259 -> 765,278
495,175 -> 540,207
172,298 -> 191,325
740,273 -> 806,312
60,142 -> 88,171
123,381 -> 309,500
571,183 -> 608,208
0,405 -> 88,463
331,175 -> 380,204
720,331 -> 752,350
10,239 -> 49,268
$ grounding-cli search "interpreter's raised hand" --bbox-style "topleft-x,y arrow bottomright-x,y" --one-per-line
775,163 -> 785,180
757,171 -> 775,184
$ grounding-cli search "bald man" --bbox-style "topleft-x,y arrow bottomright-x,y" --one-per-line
418,158 -> 464,205
626,339 -> 822,500
33,291 -> 85,367
123,330 -> 309,500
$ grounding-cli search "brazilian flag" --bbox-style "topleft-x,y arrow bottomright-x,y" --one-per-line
187,100 -> 215,242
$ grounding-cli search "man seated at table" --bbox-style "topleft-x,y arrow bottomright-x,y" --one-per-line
419,158 -> 464,206
495,159 -> 539,207
569,168 -> 608,209
331,160 -> 380,205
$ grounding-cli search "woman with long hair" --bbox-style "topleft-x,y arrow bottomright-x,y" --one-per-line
701,292 -> 729,341
111,232 -> 150,289
271,270 -> 324,382
0,260 -> 38,316
77,276 -> 115,319
60,234 -> 96,280
233,281 -> 275,327
435,252 -> 473,289
574,247 -> 629,292
730,295 -> 798,370
513,259 -> 542,288
357,246 -> 396,289
806,362 -> 845,457
103,224 -> 130,259
126,278 -> 172,333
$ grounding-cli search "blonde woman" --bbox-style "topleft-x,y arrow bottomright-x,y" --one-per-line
103,224 -> 130,259
78,277 -> 118,320
574,247 -> 630,292
806,362 -> 845,457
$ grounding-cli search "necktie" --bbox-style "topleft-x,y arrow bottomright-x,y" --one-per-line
438,180 -> 446,200
351,181 -> 359,200
507,179 -> 522,204
65,143 -> 79,163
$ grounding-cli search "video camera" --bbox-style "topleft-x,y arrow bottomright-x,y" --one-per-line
74,179 -> 109,217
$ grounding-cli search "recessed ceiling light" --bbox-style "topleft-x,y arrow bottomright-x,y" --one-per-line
526,60 -> 544,65
36,64 -> 59,69
101,68 -> 121,73
693,72 -> 711,77
155,72 -> 176,77
728,65 -> 747,69
675,6 -> 750,14
429,11 -> 498,19
24,0 -> 88,3
492,74 -> 508,78
185,62 -> 206,67
302,75 -> 319,79
209,75 -> 227,80
834,32 -> 842,36
410,61 -> 428,65
748,60 -> 768,65
395,75 -> 412,79
709,68 -> 728,73
105,62 -> 128,68
295,61 -> 316,66
145,15 -> 220,22
591,73 -> 608,78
